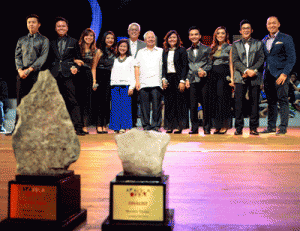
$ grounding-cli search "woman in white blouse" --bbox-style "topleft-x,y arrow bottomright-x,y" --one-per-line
109,39 -> 135,133
162,30 -> 189,134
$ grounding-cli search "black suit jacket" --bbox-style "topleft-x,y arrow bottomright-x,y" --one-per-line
232,38 -> 265,86
162,47 -> 188,83
47,35 -> 81,78
262,31 -> 296,79
186,43 -> 212,83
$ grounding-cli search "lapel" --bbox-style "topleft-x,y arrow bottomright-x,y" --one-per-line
56,35 -> 71,58
270,31 -> 281,53
235,40 -> 247,66
248,38 -> 257,67
53,39 -> 61,58
62,36 -> 71,57
195,43 -> 204,62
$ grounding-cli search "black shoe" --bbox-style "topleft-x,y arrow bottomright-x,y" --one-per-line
276,130 -> 286,135
259,128 -> 276,134
166,130 -> 173,133
82,130 -> 89,134
214,129 -> 221,134
218,129 -> 228,134
174,130 -> 182,134
102,130 -> 108,134
234,130 -> 243,135
76,130 -> 86,136
97,130 -> 103,134
189,130 -> 198,134
250,129 -> 259,135
5,132 -> 13,136
204,129 -> 211,135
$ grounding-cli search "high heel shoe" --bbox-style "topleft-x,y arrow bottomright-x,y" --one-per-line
166,130 -> 173,133
174,130 -> 182,134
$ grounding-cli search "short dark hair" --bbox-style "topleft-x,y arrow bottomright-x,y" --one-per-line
26,14 -> 40,23
55,17 -> 69,26
163,30 -> 183,51
188,26 -> 200,35
116,39 -> 131,57
240,19 -> 251,29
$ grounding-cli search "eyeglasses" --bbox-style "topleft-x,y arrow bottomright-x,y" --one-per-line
241,27 -> 251,30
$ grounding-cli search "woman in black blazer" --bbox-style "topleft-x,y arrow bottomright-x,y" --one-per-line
162,30 -> 189,133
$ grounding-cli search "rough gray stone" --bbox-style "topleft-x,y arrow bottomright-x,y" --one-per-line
12,70 -> 80,175
114,128 -> 170,176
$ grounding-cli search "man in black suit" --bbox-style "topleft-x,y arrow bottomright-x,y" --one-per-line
231,19 -> 265,135
186,26 -> 212,134
260,16 -> 296,135
47,17 -> 85,136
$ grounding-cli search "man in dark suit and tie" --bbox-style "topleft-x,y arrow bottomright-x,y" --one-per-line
231,19 -> 265,135
127,23 -> 147,127
47,17 -> 85,136
186,26 -> 212,134
260,16 -> 296,135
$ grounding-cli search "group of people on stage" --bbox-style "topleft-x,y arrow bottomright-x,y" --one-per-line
10,14 -> 296,136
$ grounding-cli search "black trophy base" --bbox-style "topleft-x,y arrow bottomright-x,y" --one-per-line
102,209 -> 174,231
0,209 -> 87,231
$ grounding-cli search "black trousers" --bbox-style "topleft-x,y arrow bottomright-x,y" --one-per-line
131,88 -> 139,127
16,71 -> 39,106
189,80 -> 210,131
139,87 -> 162,130
234,83 -> 260,131
264,71 -> 289,132
95,68 -> 111,127
56,73 -> 83,131
13,71 -> 39,130
164,73 -> 189,130
76,66 -> 93,127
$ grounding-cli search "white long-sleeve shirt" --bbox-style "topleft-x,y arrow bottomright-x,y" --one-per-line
110,56 -> 135,89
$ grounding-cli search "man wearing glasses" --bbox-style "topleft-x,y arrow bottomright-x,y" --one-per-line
231,19 -> 265,136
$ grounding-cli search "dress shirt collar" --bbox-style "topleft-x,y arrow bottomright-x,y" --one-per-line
28,32 -> 39,38
146,46 -> 158,51
242,37 -> 252,45
58,35 -> 68,41
192,42 -> 200,49
267,31 -> 279,40
130,39 -> 137,45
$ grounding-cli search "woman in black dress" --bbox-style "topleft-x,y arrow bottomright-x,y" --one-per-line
94,31 -> 116,133
75,28 -> 102,134
209,26 -> 233,134
162,30 -> 189,134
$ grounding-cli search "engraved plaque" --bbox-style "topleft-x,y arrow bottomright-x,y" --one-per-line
10,184 -> 57,220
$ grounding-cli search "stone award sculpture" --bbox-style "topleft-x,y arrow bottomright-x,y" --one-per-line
114,128 -> 170,176
0,70 -> 86,230
12,70 -> 80,175
102,129 -> 174,231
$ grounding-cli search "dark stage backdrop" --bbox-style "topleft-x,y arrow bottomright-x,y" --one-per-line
6,0 -> 298,97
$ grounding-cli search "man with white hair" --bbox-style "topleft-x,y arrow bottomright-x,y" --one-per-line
127,23 -> 146,58
134,31 -> 163,131
127,23 -> 146,127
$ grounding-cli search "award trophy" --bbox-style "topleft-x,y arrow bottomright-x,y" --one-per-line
102,129 -> 174,231
0,71 -> 87,230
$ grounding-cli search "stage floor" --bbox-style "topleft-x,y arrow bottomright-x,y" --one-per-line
1,127 -> 300,230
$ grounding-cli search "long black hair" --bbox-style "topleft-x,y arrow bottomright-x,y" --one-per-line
97,31 -> 117,58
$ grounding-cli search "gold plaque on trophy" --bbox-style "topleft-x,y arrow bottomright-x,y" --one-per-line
112,184 -> 164,221
9,184 -> 57,220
